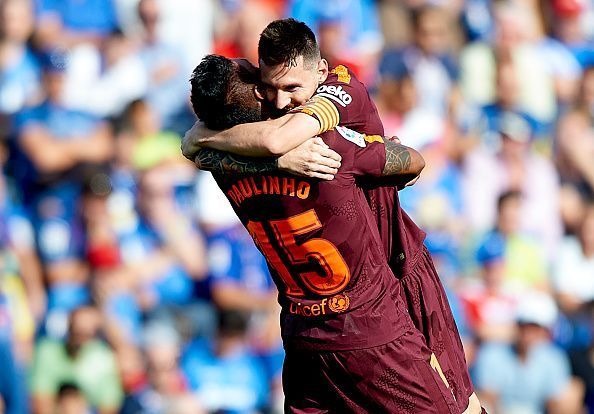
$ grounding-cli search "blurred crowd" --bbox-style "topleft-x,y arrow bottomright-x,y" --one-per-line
0,0 -> 594,413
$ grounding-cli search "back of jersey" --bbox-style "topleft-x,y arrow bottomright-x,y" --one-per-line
213,128 -> 411,352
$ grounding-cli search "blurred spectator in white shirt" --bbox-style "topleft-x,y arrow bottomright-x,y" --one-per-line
62,30 -> 148,117
552,202 -> 594,315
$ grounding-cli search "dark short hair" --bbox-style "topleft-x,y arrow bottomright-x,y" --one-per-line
57,383 -> 83,400
217,309 -> 249,336
190,55 -> 261,130
410,5 -> 443,30
497,190 -> 522,212
258,18 -> 320,68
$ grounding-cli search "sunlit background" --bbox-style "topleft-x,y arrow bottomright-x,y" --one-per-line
0,0 -> 594,413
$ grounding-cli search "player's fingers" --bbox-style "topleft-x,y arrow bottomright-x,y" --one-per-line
319,156 -> 341,170
307,171 -> 335,181
308,164 -> 338,175
313,152 -> 341,170
312,136 -> 329,149
317,147 -> 342,163
388,135 -> 401,143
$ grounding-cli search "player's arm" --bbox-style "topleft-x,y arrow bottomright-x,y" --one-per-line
350,132 -> 425,187
379,139 -> 425,187
182,111 -> 321,158
194,137 -> 341,180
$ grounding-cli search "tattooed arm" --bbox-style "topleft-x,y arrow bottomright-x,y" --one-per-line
362,139 -> 425,189
193,137 -> 341,180
194,148 -> 278,175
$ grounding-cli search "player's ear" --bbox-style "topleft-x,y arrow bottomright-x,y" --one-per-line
317,59 -> 329,84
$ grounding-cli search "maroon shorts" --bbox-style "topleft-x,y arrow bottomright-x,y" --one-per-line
399,246 -> 474,410
283,329 -> 458,414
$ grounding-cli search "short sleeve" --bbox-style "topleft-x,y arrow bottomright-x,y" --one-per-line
15,106 -> 44,132
473,343 -> 509,393
542,347 -> 571,400
30,340 -> 61,395
328,127 -> 386,178
92,348 -> 124,408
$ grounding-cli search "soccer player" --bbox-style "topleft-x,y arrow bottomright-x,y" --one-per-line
189,53 -> 458,414
183,18 -> 480,414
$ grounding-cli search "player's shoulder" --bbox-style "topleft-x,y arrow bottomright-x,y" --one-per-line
324,126 -> 384,153
318,65 -> 367,105
322,64 -> 366,89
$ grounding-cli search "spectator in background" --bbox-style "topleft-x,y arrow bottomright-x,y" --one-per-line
460,1 -> 557,126
376,54 -> 446,150
79,175 -> 143,349
569,303 -> 594,413
376,52 -> 466,270
552,202 -> 594,315
491,191 -> 548,293
135,0 -> 188,133
289,0 -> 383,83
552,202 -> 594,352
460,232 -> 517,344
462,112 -> 561,258
33,0 -> 118,49
213,0 -> 281,69
181,309 -> 269,414
474,292 -> 582,414
0,0 -> 42,118
149,0 -> 214,76
556,65 -> 594,232
476,58 -> 546,150
55,383 -> 94,414
120,164 -> 206,316
62,29 -> 147,118
523,0 -> 583,108
123,99 -> 182,172
460,0 -> 493,42
376,53 -> 464,282
551,0 -> 594,69
0,137 -> 45,325
379,5 -> 458,117
14,50 -> 113,337
196,173 -> 277,315
0,324 -> 28,414
30,306 -> 123,414
195,171 -> 284,407
120,323 -> 203,414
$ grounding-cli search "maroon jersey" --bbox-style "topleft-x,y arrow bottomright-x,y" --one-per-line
292,65 -> 426,274
212,128 -> 411,351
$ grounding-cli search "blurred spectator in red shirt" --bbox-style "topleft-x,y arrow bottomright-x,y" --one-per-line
460,232 -> 517,344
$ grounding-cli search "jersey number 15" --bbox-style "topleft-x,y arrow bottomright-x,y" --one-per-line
247,209 -> 351,297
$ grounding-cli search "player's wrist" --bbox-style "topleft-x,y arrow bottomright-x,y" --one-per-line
275,155 -> 287,172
